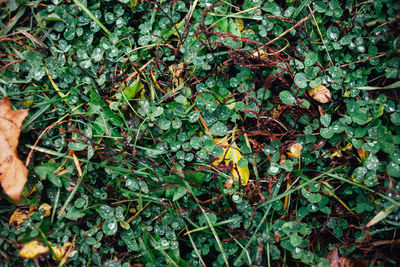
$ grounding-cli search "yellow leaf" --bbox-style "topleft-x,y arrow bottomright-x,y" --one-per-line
228,142 -> 250,186
234,18 -> 244,32
20,240 -> 72,261
10,204 -> 52,228
287,143 -> 303,158
39,203 -> 52,217
52,242 -> 72,261
19,241 -> 49,259
9,208 -> 35,228
308,84 -> 331,103
213,138 -> 249,186
0,97 -> 29,202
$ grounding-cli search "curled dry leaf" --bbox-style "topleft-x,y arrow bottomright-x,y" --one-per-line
0,97 -> 29,202
308,84 -> 332,103
287,143 -> 303,158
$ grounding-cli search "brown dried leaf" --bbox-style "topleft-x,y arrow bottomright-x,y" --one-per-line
0,97 -> 28,202
308,84 -> 332,103
327,247 -> 367,267
327,247 -> 340,267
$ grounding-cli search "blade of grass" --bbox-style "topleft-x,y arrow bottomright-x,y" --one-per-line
184,216 -> 242,235
1,6 -> 26,35
184,180 -> 230,266
234,173 -> 285,266
72,0 -> 111,36
33,223 -> 60,265
138,237 -> 156,265
367,205 -> 395,228
58,153 -> 86,218
145,232 -> 178,267
186,225 -> 207,267
307,4 -> 333,66
355,80 -> 400,90
323,172 -> 400,207
229,233 -> 251,264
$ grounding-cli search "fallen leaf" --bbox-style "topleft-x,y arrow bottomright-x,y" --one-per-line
0,97 -> 29,202
213,138 -> 250,186
39,203 -> 52,217
327,247 -> 340,267
327,247 -> 367,267
224,178 -> 234,189
287,143 -> 303,158
9,203 -> 52,228
308,84 -> 331,103
19,240 -> 72,261
9,207 -> 35,228
19,240 -> 49,259
52,242 -> 72,261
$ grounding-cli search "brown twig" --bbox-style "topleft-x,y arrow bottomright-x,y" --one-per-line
324,53 -> 388,71
263,10 -> 316,47
0,59 -> 24,73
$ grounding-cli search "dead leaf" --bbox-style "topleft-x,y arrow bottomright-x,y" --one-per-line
0,97 -> 29,202
52,242 -> 72,261
340,257 -> 367,267
287,143 -> 303,158
20,240 -> 72,261
9,203 -> 52,228
39,203 -> 52,217
9,207 -> 35,228
213,138 -> 250,186
224,178 -> 234,189
308,84 -> 332,103
19,240 -> 49,259
327,247 -> 340,267
327,247 -> 367,267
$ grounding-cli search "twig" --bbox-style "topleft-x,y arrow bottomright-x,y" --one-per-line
25,120 -> 69,167
0,60 -> 24,73
324,52 -> 388,71
124,58 -> 154,84
17,28 -> 47,48
264,9 -> 315,47
307,4 -> 333,66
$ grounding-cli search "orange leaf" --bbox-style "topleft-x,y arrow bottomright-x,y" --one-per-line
0,97 -> 29,202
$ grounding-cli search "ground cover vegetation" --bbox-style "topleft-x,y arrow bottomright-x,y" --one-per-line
0,0 -> 400,266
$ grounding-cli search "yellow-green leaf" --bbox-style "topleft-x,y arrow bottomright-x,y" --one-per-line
213,138 -> 249,186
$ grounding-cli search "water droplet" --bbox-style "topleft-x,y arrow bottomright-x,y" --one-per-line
108,222 -> 116,230
269,165 -> 280,174
79,59 -> 92,69
365,155 -> 379,170
92,47 -> 103,62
